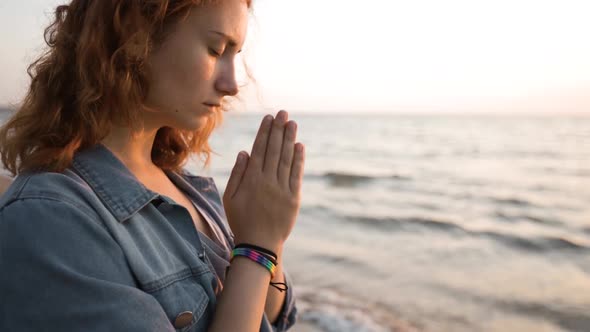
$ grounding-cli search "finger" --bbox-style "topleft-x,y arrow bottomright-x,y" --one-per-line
289,143 -> 305,194
263,110 -> 288,175
224,151 -> 249,200
250,115 -> 273,170
278,121 -> 297,186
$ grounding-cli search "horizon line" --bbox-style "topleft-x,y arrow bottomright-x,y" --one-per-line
1,105 -> 589,116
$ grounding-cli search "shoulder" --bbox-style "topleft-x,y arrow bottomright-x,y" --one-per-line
0,188 -> 111,261
0,172 -> 115,262
0,170 -> 98,219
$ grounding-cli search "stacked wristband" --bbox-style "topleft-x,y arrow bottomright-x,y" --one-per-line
234,243 -> 278,262
230,243 -> 289,292
231,247 -> 277,279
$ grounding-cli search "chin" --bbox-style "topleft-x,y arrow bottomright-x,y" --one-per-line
173,111 -> 219,132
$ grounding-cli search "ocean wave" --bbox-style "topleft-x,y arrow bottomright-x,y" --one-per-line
491,197 -> 532,207
536,166 -> 590,178
342,215 -> 589,253
433,285 -> 590,332
295,285 -> 420,332
306,171 -> 412,187
346,215 -> 465,233
494,211 -> 564,226
475,231 -> 589,253
301,204 -> 332,215
502,299 -> 590,332
308,254 -> 390,279
529,184 -> 559,193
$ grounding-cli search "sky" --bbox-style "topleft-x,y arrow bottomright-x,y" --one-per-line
1,0 -> 589,113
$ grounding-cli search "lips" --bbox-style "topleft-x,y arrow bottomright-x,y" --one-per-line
203,102 -> 221,107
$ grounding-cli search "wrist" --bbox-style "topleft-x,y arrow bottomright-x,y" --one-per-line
234,237 -> 283,255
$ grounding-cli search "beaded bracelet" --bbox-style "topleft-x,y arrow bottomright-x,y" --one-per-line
231,247 -> 277,279
234,243 -> 278,263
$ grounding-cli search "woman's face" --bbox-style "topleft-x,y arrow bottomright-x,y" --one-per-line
144,0 -> 248,131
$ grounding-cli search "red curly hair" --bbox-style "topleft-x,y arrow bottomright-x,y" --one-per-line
0,0 -> 251,175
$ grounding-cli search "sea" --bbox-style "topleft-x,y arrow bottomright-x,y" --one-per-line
2,109 -> 589,331
200,112 -> 590,332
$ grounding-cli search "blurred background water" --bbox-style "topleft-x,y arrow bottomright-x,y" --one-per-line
197,112 -> 590,332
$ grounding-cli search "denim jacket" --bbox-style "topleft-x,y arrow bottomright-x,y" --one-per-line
0,144 -> 297,331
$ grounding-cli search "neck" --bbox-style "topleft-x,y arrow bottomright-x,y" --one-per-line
101,125 -> 161,179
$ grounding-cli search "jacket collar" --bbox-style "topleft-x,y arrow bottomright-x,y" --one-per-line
71,143 -> 214,223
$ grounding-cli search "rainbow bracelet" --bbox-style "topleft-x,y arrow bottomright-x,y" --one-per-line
231,247 -> 277,279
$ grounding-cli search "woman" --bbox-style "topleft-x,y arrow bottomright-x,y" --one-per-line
0,1 -> 304,331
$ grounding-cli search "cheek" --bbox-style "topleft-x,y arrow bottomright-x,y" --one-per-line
146,46 -> 216,111
177,53 -> 215,90
197,56 -> 216,81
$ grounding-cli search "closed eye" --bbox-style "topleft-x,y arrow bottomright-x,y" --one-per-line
208,48 -> 222,57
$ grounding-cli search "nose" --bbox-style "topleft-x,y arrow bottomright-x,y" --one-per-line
215,61 -> 239,97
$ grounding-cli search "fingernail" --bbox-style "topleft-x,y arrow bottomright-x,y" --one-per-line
237,152 -> 244,162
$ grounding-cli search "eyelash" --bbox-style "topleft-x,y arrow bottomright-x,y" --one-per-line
208,48 -> 222,57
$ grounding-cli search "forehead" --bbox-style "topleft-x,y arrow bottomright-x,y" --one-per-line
187,0 -> 249,45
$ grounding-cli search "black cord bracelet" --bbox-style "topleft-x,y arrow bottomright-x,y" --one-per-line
270,281 -> 288,292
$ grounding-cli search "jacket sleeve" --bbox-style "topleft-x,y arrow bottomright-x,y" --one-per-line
270,268 -> 298,331
0,198 -> 175,332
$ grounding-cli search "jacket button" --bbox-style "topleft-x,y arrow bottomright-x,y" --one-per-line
198,252 -> 204,259
174,311 -> 194,329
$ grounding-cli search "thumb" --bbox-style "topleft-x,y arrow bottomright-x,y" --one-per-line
224,151 -> 249,200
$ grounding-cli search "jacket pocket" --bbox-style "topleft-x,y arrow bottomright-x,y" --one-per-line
142,267 -> 212,331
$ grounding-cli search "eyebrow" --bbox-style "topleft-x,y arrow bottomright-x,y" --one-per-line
208,30 -> 242,52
